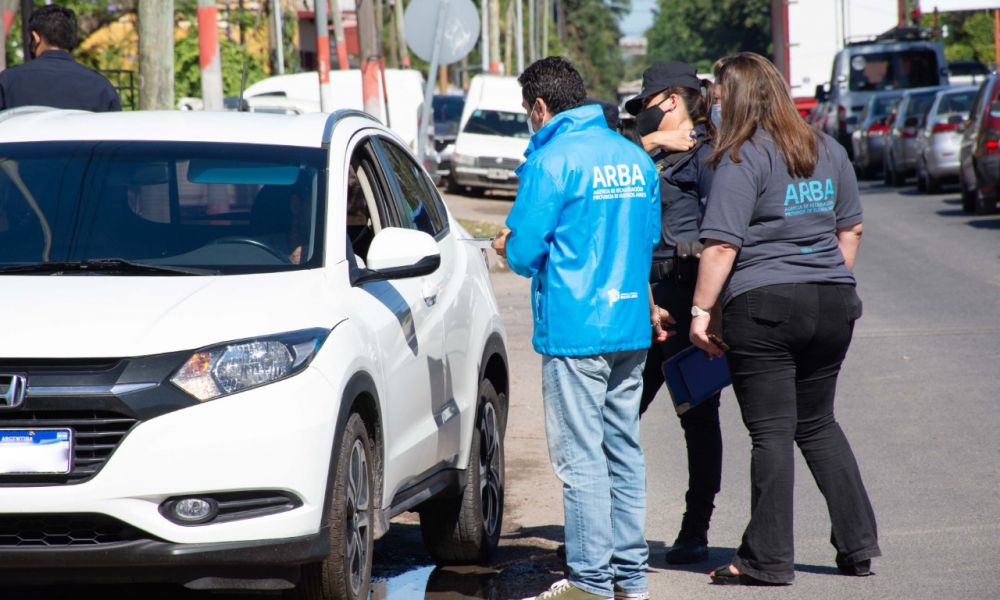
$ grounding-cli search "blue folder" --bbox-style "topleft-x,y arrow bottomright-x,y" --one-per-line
662,345 -> 732,415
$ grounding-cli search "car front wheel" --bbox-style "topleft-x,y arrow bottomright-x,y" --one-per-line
419,380 -> 504,565
290,413 -> 374,600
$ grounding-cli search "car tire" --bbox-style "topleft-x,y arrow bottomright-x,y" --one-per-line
446,176 -> 461,195
889,160 -> 905,187
961,179 -> 976,212
916,164 -> 927,192
974,187 -> 998,215
882,160 -> 892,185
926,172 -> 942,194
290,413 -> 374,600
419,380 -> 504,565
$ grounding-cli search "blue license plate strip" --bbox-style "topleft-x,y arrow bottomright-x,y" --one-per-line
0,429 -> 73,474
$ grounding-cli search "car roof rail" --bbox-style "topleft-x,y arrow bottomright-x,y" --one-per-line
322,109 -> 380,148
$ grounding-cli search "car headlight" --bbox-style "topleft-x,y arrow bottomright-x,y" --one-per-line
171,328 -> 329,401
453,153 -> 475,166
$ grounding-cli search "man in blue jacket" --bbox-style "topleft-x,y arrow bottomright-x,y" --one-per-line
493,57 -> 662,600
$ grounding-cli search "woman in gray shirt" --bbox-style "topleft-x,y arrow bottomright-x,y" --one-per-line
689,52 -> 879,586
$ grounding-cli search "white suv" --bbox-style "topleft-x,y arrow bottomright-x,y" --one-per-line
0,108 -> 508,599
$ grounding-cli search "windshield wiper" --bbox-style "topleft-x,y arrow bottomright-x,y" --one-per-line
0,258 -> 218,275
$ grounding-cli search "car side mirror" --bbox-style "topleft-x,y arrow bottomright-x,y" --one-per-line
814,84 -> 828,103
356,227 -> 441,283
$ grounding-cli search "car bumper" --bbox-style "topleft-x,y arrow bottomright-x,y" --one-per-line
864,137 -> 887,168
0,529 -> 328,588
452,166 -> 520,191
0,367 -> 336,546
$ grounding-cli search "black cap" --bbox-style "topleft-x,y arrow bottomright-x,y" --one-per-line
625,61 -> 701,115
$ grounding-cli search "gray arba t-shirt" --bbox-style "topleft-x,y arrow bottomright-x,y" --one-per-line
700,131 -> 863,306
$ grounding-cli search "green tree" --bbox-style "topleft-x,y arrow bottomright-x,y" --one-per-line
562,0 -> 628,100
173,34 -> 266,100
645,0 -> 771,73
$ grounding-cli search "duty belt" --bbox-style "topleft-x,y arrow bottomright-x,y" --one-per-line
649,260 -> 675,283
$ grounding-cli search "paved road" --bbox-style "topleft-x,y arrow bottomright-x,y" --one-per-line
8,183 -> 999,599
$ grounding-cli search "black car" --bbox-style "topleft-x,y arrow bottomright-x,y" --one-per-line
959,74 -> 1000,214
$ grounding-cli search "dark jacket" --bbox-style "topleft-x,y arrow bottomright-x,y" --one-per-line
0,50 -> 121,112
651,125 -> 714,260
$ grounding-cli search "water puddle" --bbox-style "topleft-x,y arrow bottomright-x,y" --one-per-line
370,565 -> 502,600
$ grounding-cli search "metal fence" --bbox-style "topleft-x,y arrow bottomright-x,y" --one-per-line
101,69 -> 136,111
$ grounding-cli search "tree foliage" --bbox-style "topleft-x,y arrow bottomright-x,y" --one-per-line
924,10 -> 998,66
562,0 -> 627,100
645,0 -> 771,73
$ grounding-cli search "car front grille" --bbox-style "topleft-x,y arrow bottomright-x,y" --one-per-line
0,514 -> 146,546
0,409 -> 138,485
475,156 -> 522,170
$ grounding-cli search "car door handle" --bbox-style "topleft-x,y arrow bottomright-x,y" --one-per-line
422,280 -> 440,307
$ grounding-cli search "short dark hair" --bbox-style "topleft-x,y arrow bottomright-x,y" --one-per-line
29,5 -> 79,51
518,56 -> 587,115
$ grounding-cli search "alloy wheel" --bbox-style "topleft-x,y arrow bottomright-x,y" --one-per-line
478,402 -> 502,538
346,438 -> 371,597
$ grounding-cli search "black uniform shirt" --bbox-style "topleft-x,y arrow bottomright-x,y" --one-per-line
651,124 -> 714,260
0,50 -> 121,112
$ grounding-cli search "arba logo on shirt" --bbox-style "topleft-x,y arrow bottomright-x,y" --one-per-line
784,178 -> 835,217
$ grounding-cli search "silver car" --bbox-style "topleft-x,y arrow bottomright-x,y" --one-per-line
915,86 -> 979,193
851,91 -> 903,179
884,86 -> 947,186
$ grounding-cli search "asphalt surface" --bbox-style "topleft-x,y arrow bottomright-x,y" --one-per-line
6,181 -> 999,599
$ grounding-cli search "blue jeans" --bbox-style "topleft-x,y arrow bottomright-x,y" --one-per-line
542,351 -> 649,596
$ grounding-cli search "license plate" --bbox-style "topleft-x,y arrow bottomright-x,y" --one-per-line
0,429 -> 72,474
486,168 -> 510,180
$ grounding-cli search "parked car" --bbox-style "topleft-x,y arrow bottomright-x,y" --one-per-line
0,108 -> 509,598
959,74 -> 1000,214
884,86 -> 947,186
449,75 -> 529,195
820,28 -> 948,156
851,90 -> 903,179
433,93 -> 465,180
947,60 -> 990,87
914,85 -> 978,193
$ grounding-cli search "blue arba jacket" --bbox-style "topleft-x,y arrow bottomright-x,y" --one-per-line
505,104 -> 661,356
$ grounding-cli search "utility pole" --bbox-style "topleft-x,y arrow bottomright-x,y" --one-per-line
272,0 -> 284,74
331,0 -> 350,70
315,0 -> 333,111
357,0 -> 383,120
387,2 -> 399,68
515,0 -> 523,74
19,0 -> 31,62
197,0 -> 224,111
489,0 -> 500,73
481,0 -> 489,73
527,0 -> 535,63
0,0 -> 15,71
138,0 -> 174,110
541,0 -> 548,58
504,0 -> 513,74
395,0 -> 409,68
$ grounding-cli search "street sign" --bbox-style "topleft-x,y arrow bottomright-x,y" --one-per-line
404,0 -> 480,66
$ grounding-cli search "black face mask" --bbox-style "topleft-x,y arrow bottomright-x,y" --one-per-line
636,103 -> 666,137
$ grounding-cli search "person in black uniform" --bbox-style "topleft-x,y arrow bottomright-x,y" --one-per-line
624,61 -> 722,565
0,5 -> 121,112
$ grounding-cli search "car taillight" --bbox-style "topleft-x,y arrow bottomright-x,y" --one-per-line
983,138 -> 1000,154
867,122 -> 888,135
838,105 -> 848,130
901,129 -> 918,139
932,122 -> 958,134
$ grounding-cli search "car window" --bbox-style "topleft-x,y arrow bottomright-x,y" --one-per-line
376,139 -> 447,237
849,49 -> 940,91
462,110 -> 530,139
0,141 -> 325,274
346,138 -> 398,264
969,82 -> 987,123
936,91 -> 976,115
872,95 -> 901,118
433,96 -> 465,124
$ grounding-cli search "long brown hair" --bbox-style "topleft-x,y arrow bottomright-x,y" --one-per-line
663,78 -> 717,140
709,52 -> 818,178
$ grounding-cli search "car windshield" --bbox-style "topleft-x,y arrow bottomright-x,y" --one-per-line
936,91 -> 976,115
0,141 -> 326,275
903,92 -> 938,118
462,109 -> 530,138
849,49 -> 940,91
433,96 -> 465,124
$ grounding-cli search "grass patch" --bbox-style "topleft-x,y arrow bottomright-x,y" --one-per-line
458,218 -> 502,238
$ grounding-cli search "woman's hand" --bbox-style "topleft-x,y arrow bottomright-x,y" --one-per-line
690,313 -> 724,358
641,128 -> 696,153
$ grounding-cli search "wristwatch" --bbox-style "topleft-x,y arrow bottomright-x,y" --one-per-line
691,306 -> 711,318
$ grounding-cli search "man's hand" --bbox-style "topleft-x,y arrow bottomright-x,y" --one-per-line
651,305 -> 675,343
492,228 -> 511,259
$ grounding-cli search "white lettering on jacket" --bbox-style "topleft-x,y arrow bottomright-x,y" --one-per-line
592,163 -> 647,201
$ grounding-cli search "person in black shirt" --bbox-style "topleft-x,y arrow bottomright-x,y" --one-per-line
0,5 -> 121,112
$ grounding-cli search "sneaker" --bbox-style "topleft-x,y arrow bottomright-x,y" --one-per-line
613,584 -> 650,600
521,579 -> 613,600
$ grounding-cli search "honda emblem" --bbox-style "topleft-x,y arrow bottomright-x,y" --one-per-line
0,374 -> 27,408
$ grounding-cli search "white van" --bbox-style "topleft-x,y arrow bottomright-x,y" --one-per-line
449,75 -> 530,194
244,69 -> 425,151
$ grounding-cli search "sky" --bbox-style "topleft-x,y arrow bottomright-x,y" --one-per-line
621,0 -> 656,38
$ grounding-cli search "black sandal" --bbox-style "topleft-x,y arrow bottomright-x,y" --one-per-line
836,556 -> 872,576
709,564 -> 783,586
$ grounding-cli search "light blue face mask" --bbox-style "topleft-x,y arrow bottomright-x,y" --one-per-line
711,103 -> 721,130
527,101 -> 540,136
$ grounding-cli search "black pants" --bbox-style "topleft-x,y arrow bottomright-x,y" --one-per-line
723,283 -> 880,583
640,279 -> 722,545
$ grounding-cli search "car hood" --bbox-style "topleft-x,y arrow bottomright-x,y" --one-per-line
0,270 -> 344,358
454,132 -> 529,160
